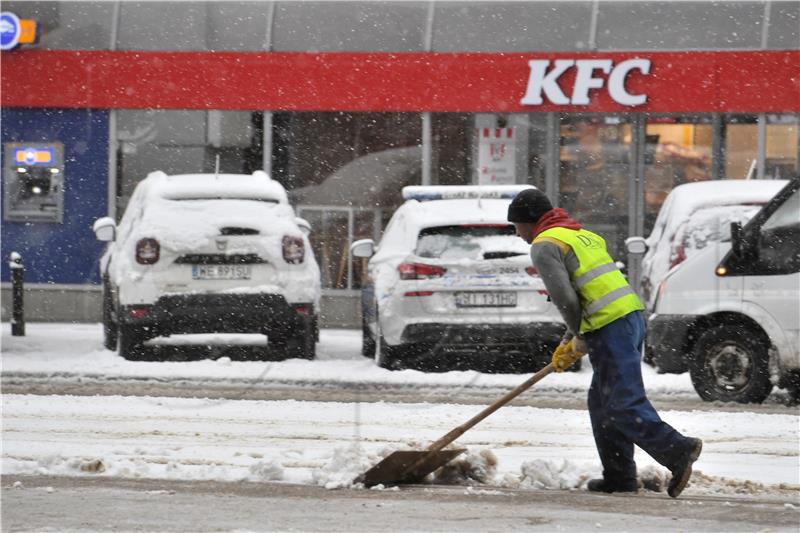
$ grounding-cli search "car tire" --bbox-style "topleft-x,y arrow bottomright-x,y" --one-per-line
273,321 -> 316,360
688,324 -> 773,403
361,319 -> 376,358
118,324 -> 148,361
374,322 -> 402,370
102,287 -> 118,351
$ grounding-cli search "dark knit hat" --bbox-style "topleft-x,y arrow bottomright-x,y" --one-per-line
507,188 -> 553,223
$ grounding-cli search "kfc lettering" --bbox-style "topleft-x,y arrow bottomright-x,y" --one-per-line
521,58 -> 651,107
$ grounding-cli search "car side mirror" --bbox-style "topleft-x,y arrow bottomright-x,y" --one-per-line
295,217 -> 312,236
93,217 -> 117,242
625,236 -> 647,255
350,239 -> 375,259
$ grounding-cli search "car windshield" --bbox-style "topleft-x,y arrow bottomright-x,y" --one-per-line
415,225 -> 526,260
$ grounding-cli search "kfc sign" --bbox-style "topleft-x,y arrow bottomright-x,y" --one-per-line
521,58 -> 651,107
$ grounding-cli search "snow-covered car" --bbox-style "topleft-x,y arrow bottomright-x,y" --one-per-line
350,185 -> 568,371
92,170 -> 321,360
630,179 -> 788,311
643,177 -> 800,403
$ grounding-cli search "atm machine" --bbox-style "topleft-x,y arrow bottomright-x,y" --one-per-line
3,142 -> 64,223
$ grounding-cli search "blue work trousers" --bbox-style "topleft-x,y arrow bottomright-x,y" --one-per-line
585,311 -> 691,483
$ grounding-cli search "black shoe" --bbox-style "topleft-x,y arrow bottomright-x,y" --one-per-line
668,438 -> 703,498
587,478 -> 638,494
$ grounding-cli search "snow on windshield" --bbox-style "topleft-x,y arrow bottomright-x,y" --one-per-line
415,226 -> 527,260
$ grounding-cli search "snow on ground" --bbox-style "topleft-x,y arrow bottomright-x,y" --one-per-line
2,323 -> 799,501
1,323 -> 693,394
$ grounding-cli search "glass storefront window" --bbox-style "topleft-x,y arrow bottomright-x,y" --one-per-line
275,111 -> 421,289
297,207 -> 381,290
644,116 -> 713,233
766,114 -> 799,180
559,115 -> 632,259
432,113 -> 473,185
116,109 -> 261,214
432,113 -> 549,188
724,115 -> 758,180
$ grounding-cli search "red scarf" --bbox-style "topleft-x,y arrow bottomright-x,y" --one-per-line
532,208 -> 582,239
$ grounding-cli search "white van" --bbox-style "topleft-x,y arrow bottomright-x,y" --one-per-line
643,177 -> 799,403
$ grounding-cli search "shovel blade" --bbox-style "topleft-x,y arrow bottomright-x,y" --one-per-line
358,448 -> 466,487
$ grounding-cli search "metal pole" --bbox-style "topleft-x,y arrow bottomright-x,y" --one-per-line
10,252 -> 25,336
757,113 -> 767,179
628,115 -> 646,295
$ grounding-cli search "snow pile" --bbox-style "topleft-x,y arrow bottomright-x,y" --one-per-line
514,459 -> 592,490
248,460 -> 284,482
312,444 -> 378,490
639,464 -> 668,492
432,449 -> 498,485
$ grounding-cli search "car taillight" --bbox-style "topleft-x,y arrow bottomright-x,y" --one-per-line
669,244 -> 686,269
136,238 -> 160,265
283,236 -> 305,264
525,266 -> 538,276
398,262 -> 446,280
404,291 -> 434,297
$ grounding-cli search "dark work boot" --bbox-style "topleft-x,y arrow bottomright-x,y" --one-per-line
586,478 -> 639,494
668,438 -> 703,498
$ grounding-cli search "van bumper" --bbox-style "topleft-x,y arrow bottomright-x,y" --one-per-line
646,314 -> 696,374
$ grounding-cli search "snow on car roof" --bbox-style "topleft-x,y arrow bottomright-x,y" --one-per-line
143,170 -> 289,204
406,198 -> 516,226
647,179 -> 788,246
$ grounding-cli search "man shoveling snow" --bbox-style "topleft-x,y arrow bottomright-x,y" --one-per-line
508,188 -> 703,498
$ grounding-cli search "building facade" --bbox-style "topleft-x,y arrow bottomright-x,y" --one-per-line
2,1 -> 799,325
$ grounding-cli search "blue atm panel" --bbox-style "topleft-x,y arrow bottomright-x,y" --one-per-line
1,108 -> 109,285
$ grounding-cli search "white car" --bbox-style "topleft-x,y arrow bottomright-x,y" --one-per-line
641,177 -> 799,403
350,185 -> 567,371
93,171 -> 321,360
634,179 -> 788,311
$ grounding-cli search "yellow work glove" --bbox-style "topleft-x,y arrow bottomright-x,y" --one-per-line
551,336 -> 588,372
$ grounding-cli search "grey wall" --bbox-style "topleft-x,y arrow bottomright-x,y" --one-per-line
0,285 -> 361,328
6,1 -> 798,52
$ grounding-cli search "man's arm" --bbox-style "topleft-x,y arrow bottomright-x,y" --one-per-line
531,240 -> 582,337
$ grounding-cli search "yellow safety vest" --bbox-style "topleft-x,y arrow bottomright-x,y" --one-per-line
535,227 -> 643,334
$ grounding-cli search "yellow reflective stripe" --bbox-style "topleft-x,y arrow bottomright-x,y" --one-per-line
584,285 -> 638,316
573,261 -> 618,289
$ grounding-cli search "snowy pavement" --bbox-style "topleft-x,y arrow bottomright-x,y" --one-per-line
2,323 -> 799,502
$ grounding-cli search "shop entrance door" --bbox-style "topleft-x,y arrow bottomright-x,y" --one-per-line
558,115 -> 632,260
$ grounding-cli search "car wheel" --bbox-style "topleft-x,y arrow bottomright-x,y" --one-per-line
361,319 -> 376,358
273,321 -> 316,360
102,287 -> 118,351
688,324 -> 773,403
374,322 -> 402,370
119,324 -> 147,361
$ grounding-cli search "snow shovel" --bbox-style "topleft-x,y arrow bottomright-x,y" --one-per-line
356,363 -> 555,487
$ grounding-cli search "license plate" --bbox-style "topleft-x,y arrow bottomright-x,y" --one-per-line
191,264 -> 252,280
454,291 -> 517,308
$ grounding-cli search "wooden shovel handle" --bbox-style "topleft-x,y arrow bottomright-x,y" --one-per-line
427,363 -> 554,454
